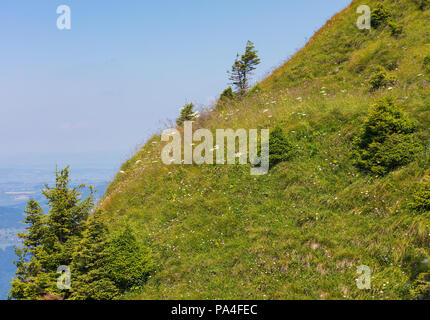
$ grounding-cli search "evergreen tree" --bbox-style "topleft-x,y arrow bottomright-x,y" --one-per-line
10,167 -> 95,300
269,126 -> 294,168
10,167 -> 155,300
352,98 -> 422,175
104,227 -> 155,292
228,41 -> 261,94
70,211 -> 119,300
176,103 -> 198,126
10,200 -> 49,299
43,167 -> 94,245
18,200 -> 46,250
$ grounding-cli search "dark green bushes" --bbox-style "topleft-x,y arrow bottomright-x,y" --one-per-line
411,271 -> 430,299
216,88 -> 235,109
369,66 -> 398,90
413,0 -> 430,10
388,21 -> 403,37
219,87 -> 234,101
70,211 -> 120,300
269,126 -> 294,168
11,167 -> 156,300
352,98 -> 422,175
411,176 -> 430,212
72,222 -> 155,300
371,3 -> 403,37
371,3 -> 391,29
220,87 -> 235,101
423,55 -> 430,73
410,248 -> 430,300
104,227 -> 156,292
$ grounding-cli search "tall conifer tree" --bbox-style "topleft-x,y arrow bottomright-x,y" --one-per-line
228,41 -> 261,94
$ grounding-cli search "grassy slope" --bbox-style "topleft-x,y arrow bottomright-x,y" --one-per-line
101,0 -> 430,299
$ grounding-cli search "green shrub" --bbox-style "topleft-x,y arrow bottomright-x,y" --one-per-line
104,227 -> 156,292
70,211 -> 120,300
411,272 -> 430,299
269,126 -> 294,168
410,248 -> 430,300
411,176 -> 430,212
388,21 -> 403,37
371,3 -> 391,29
423,55 -> 430,73
370,3 -> 402,36
220,87 -> 235,101
352,98 -> 422,175
176,103 -> 198,126
358,133 -> 422,175
413,0 -> 430,10
369,66 -> 398,90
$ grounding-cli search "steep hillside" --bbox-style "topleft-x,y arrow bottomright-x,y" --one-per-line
100,0 -> 430,299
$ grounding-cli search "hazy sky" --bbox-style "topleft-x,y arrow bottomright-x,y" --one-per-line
0,0 -> 351,168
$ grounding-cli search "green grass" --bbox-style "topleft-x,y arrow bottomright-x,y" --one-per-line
100,0 -> 430,299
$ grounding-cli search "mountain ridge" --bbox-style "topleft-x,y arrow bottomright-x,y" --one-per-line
100,0 -> 430,299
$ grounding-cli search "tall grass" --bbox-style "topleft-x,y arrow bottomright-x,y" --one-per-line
101,0 -> 430,299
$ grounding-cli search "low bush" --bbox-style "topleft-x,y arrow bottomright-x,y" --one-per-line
220,87 -> 235,101
411,176 -> 430,212
388,21 -> 403,37
352,98 -> 422,175
423,55 -> 430,73
104,227 -> 156,292
358,133 -> 422,175
269,126 -> 294,168
410,248 -> 430,300
413,0 -> 430,10
369,66 -> 398,90
411,271 -> 430,299
371,3 -> 391,29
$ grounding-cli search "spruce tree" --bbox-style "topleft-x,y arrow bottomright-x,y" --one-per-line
104,227 -> 155,292
43,167 -> 94,245
228,41 -> 261,94
176,103 -> 198,126
10,167 -> 96,300
269,126 -> 294,168
10,167 -> 154,300
70,211 -> 119,300
10,200 -> 49,299
18,200 -> 46,250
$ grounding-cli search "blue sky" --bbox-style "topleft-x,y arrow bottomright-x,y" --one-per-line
0,0 -> 351,168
